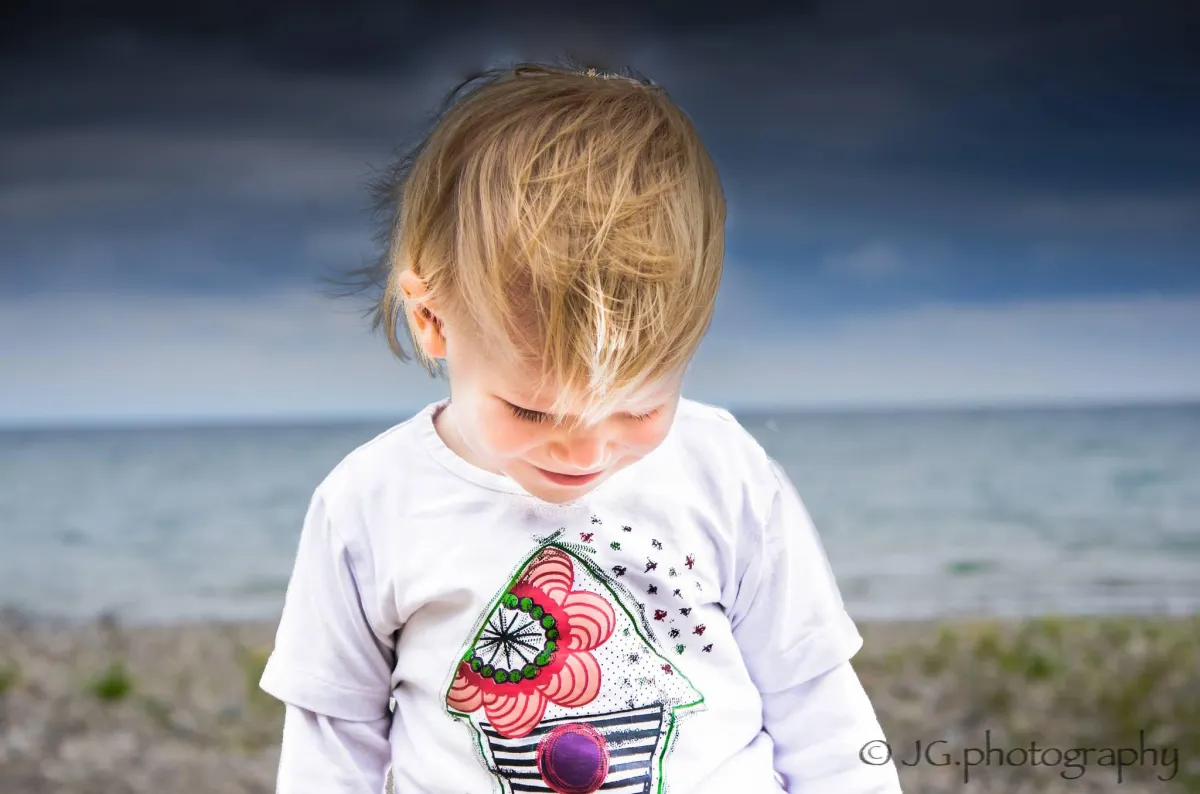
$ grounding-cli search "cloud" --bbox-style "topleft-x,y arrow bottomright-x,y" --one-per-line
693,292 -> 1200,408
1,3 -> 1196,306
0,132 -> 379,219
821,242 -> 911,280
1006,195 -> 1200,238
2,288 -> 1198,425
0,290 -> 440,424
0,3 -> 799,77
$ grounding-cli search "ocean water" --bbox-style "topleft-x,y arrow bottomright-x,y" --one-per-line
1,404 -> 1197,624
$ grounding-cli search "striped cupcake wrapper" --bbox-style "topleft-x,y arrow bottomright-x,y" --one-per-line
480,704 -> 666,793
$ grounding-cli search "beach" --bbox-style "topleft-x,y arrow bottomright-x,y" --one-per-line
2,610 -> 1196,793
3,407 -> 1197,791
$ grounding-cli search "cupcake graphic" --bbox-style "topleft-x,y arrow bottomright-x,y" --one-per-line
445,543 -> 704,793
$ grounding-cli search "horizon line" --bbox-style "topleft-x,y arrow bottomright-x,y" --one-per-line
2,394 -> 1197,432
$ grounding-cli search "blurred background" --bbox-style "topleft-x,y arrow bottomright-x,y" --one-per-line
1,1 -> 1198,792
2,0 -> 1198,625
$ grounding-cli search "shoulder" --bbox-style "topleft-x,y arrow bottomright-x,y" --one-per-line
308,409 -> 433,527
670,397 -> 778,487
655,397 -> 783,524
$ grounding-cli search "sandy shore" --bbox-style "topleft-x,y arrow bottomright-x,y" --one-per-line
1,609 -> 1196,793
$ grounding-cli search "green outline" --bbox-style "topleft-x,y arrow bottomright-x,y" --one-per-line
442,538 -> 706,794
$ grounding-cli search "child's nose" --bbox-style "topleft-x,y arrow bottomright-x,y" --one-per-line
548,432 -> 611,472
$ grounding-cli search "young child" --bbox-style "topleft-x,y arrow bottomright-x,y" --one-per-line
260,61 -> 902,793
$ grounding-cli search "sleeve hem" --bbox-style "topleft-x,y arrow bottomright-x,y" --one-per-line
756,620 -> 864,696
260,654 -> 391,722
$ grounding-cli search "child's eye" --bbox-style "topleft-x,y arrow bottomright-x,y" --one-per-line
504,401 -> 660,424
508,404 -> 551,423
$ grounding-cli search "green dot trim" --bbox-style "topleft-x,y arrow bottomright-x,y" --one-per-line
465,591 -> 561,684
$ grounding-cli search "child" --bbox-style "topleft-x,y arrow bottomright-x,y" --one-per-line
260,61 -> 902,793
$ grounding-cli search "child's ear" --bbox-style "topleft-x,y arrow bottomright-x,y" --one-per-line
397,268 -> 429,305
413,305 -> 447,359
398,269 -> 447,359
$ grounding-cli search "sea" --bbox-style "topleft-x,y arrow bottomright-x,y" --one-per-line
1,404 -> 1198,625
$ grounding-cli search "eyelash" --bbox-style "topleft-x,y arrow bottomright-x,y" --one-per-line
506,405 -> 660,423
508,405 -> 551,423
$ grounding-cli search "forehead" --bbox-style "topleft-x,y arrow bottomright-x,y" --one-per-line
456,320 -> 683,419
486,354 -> 679,415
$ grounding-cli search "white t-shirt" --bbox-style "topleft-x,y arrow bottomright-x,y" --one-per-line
260,397 -> 902,793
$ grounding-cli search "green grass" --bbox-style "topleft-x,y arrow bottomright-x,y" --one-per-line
140,694 -> 174,729
88,661 -> 134,702
858,615 -> 1200,791
235,645 -> 275,711
0,663 -> 18,694
230,644 -> 283,752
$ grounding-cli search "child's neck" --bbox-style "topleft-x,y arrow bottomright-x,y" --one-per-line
433,401 -> 505,476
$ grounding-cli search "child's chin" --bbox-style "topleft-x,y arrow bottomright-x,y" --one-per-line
521,476 -> 604,504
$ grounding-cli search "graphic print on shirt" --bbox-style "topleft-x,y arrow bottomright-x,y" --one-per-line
444,533 -> 705,794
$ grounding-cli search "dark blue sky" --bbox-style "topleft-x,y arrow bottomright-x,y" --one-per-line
1,0 -> 1198,423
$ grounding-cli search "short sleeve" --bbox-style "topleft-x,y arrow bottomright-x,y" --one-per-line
729,458 -> 862,695
260,489 -> 396,722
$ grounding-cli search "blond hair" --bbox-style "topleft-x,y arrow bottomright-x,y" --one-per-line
347,60 -> 725,425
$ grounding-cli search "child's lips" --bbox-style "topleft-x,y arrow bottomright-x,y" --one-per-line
534,466 -> 604,486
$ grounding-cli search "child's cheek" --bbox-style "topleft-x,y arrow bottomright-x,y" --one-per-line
625,415 -> 673,451
479,413 -> 535,457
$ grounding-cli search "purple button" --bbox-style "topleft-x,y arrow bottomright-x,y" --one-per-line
536,722 -> 610,794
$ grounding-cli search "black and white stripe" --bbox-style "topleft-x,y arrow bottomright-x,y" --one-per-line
480,705 -> 665,794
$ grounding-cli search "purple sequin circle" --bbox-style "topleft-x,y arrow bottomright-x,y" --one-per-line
536,722 -> 609,794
